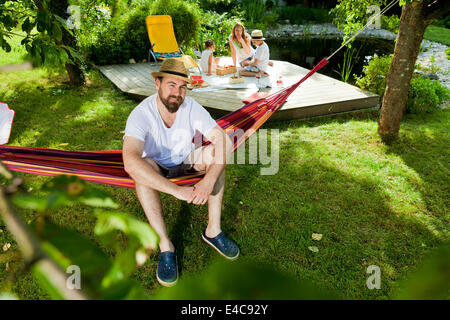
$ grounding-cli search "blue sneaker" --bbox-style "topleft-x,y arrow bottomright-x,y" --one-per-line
156,251 -> 178,287
202,231 -> 240,260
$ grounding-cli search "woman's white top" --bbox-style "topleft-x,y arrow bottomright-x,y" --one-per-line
228,34 -> 254,64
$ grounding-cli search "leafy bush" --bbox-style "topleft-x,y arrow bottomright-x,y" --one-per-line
241,0 -> 279,32
406,77 -> 450,114
275,5 -> 332,25
356,54 -> 450,114
432,16 -> 450,29
381,15 -> 400,34
80,6 -> 151,65
355,54 -> 393,97
197,0 -> 238,14
150,0 -> 202,49
198,11 -> 241,56
79,0 -> 202,65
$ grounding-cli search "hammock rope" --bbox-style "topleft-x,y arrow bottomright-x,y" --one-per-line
0,0 -> 400,187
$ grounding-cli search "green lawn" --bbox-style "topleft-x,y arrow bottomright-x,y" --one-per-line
424,25 -> 450,46
0,61 -> 449,299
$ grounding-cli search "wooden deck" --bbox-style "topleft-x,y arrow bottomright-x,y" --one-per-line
99,60 -> 379,121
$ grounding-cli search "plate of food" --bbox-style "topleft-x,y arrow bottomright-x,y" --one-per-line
229,75 -> 244,84
187,79 -> 209,90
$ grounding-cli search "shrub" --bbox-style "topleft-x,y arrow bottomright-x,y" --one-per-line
81,6 -> 151,65
355,54 -> 393,97
149,0 -> 202,49
381,15 -> 400,34
356,54 -> 450,114
275,5 -> 332,25
197,0 -> 238,14
406,77 -> 450,114
79,0 -> 202,65
241,0 -> 279,32
198,11 -> 241,56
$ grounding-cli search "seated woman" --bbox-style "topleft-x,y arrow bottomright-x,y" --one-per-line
239,30 -> 270,77
228,22 -> 254,67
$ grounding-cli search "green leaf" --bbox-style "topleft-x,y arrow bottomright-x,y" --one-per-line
154,261 -> 337,299
94,212 -> 159,251
101,279 -> 149,300
42,175 -> 118,209
36,12 -> 49,33
22,18 -> 35,34
101,237 -> 140,288
37,221 -> 113,295
2,41 -> 11,53
12,194 -> 47,211
51,23 -> 62,42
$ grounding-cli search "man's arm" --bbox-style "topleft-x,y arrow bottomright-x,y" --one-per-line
190,126 -> 233,205
122,136 -> 193,201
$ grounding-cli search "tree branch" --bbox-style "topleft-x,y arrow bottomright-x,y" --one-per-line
423,0 -> 450,24
0,163 -> 88,300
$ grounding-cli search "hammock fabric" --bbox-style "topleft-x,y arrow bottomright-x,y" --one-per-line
0,59 -> 328,188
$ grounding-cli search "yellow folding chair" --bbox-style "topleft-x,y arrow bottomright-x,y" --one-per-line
145,15 -> 200,72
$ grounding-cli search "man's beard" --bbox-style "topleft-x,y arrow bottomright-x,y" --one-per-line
159,91 -> 184,113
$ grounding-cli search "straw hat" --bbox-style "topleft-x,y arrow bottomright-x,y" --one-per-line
151,58 -> 192,83
250,29 -> 265,41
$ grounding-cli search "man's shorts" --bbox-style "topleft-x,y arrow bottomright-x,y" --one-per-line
153,146 -> 205,179
155,161 -> 198,179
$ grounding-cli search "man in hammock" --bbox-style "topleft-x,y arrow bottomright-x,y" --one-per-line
122,59 -> 239,287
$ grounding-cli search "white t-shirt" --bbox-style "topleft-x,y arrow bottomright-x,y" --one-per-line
254,42 -> 270,72
124,94 -> 217,167
200,49 -> 215,74
228,34 -> 254,64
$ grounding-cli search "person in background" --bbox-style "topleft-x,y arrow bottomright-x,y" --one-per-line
200,39 -> 220,76
228,22 -> 254,68
239,30 -> 270,77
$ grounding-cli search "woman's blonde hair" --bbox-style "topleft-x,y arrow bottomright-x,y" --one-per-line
231,22 -> 250,47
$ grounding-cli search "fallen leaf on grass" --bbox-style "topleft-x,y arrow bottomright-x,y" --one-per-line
308,246 -> 319,253
59,143 -> 69,146
312,233 -> 323,241
2,243 -> 11,252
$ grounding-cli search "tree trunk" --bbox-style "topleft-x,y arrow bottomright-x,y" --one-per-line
48,0 -> 85,85
377,1 -> 427,143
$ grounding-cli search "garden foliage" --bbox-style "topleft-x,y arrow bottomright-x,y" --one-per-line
356,54 -> 449,114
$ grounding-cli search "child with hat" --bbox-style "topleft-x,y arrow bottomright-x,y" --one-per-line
239,29 -> 270,77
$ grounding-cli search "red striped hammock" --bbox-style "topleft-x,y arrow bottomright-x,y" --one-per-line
0,59 -> 328,188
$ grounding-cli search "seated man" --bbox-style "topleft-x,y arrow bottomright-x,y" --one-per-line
122,59 -> 239,287
239,29 -> 271,77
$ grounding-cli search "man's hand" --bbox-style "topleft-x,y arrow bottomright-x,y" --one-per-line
189,178 -> 215,205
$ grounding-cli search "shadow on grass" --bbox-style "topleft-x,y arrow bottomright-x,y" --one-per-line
221,126 -> 447,299
385,111 -> 449,236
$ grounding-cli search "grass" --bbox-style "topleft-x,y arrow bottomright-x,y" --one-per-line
424,25 -> 450,46
0,49 -> 449,300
